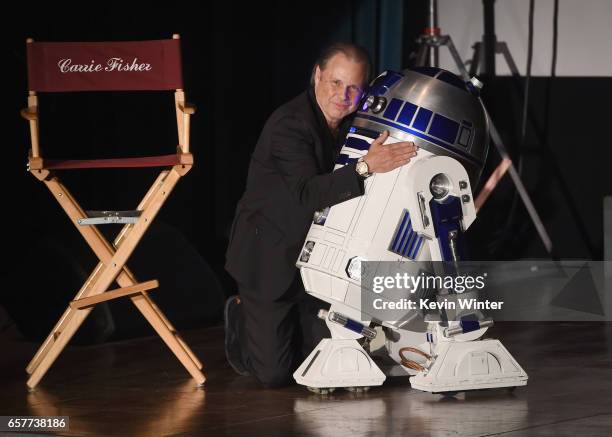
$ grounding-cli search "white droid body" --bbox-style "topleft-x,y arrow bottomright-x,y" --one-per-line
293,68 -> 528,393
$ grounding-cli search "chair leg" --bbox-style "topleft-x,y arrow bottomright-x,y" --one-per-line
26,309 -> 74,375
26,309 -> 75,376
27,304 -> 96,389
130,293 -> 205,384
27,276 -> 206,388
27,265 -> 203,380
139,292 -> 203,370
28,169 -> 205,387
27,262 -> 106,375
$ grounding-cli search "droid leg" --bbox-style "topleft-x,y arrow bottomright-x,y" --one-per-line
293,305 -> 386,389
398,156 -> 528,393
409,322 -> 528,393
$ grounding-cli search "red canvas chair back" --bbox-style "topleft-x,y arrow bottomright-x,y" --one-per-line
23,35 -> 194,172
27,39 -> 184,92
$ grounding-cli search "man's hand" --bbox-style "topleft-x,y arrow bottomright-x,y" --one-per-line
363,130 -> 418,173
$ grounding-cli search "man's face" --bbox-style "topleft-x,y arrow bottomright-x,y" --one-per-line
314,53 -> 366,127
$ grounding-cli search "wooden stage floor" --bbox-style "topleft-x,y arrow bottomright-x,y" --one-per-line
1,322 -> 611,436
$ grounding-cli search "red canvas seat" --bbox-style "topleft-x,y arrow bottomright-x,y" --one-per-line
41,154 -> 182,170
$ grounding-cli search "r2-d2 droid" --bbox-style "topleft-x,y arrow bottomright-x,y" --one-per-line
293,67 -> 528,394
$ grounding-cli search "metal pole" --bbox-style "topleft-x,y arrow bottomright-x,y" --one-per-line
428,0 -> 439,67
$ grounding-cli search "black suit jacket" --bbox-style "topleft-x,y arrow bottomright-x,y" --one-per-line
225,88 -> 365,296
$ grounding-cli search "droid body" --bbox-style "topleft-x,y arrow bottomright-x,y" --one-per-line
293,68 -> 528,393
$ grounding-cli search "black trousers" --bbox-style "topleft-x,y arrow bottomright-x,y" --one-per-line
237,274 -> 330,387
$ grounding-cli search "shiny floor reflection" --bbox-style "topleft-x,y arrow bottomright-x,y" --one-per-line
1,322 -> 611,436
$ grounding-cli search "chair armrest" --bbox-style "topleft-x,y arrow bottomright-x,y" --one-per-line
21,107 -> 38,121
178,102 -> 197,115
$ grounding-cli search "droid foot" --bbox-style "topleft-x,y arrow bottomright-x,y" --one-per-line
294,339 -> 386,389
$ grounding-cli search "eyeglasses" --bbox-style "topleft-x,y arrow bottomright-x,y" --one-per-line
322,78 -> 363,99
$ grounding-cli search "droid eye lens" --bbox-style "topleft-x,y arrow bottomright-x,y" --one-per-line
371,97 -> 387,114
362,95 -> 376,111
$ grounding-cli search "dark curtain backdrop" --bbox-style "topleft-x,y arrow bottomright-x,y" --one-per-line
2,1 -> 610,339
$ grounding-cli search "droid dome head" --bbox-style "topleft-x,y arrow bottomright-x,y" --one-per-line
354,67 -> 489,185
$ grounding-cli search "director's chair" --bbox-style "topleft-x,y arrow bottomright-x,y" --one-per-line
21,34 -> 205,389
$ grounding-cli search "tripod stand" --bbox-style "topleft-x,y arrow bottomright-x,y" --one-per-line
411,0 -> 553,255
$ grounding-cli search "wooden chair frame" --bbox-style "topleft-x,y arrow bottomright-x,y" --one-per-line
21,34 -> 205,389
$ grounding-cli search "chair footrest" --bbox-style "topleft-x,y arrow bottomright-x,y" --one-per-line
70,280 -> 159,309
78,210 -> 141,225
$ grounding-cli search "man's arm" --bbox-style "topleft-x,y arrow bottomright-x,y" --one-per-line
270,115 -> 364,212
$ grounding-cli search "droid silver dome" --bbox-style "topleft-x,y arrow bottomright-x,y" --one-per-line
354,67 -> 490,185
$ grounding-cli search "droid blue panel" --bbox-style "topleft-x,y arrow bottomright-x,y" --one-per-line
383,98 -> 404,121
389,210 -> 424,260
345,136 -> 371,151
350,126 -> 380,139
412,108 -> 433,131
355,113 -> 483,167
397,101 -> 418,126
429,114 -> 460,144
369,72 -> 403,96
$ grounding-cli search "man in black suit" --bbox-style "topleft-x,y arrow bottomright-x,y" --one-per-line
225,42 -> 418,387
